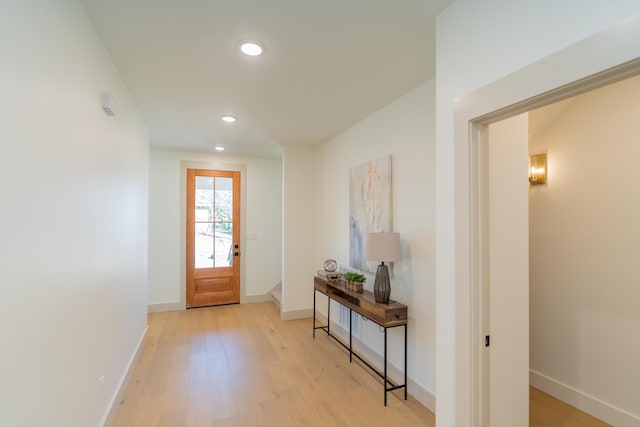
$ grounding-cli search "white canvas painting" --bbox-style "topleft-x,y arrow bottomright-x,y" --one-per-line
349,155 -> 392,272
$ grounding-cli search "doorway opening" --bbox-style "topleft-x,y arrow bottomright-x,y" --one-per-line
527,75 -> 640,426
186,169 -> 241,308
471,62 -> 640,427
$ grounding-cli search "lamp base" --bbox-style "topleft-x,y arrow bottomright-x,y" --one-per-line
373,263 -> 390,303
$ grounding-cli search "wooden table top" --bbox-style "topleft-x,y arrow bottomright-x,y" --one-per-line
314,276 -> 408,327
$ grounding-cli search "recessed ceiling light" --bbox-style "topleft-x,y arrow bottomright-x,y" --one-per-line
221,115 -> 236,123
239,41 -> 263,56
214,146 -> 225,151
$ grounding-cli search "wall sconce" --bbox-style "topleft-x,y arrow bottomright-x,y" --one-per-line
529,153 -> 547,185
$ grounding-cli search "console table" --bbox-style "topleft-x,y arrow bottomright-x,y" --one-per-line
312,276 -> 408,405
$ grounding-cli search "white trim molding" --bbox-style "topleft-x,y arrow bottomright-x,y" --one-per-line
241,293 -> 275,304
100,326 -> 148,427
147,302 -> 184,313
280,308 -> 313,320
148,281 -> 282,313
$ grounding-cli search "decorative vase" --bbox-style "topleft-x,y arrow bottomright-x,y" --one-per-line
373,263 -> 390,303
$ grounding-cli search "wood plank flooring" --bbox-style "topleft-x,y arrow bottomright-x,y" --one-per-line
111,301 -> 612,427
529,387 -> 611,427
112,302 -> 434,427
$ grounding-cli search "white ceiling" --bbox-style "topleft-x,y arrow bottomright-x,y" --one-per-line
81,0 -> 455,158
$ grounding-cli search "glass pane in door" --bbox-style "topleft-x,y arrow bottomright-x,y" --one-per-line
194,223 -> 214,268
215,223 -> 233,267
214,177 -> 233,221
195,176 -> 214,221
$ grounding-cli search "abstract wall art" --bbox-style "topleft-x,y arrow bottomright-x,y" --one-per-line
349,155 -> 392,272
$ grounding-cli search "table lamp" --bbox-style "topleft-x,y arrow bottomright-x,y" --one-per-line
364,232 -> 401,303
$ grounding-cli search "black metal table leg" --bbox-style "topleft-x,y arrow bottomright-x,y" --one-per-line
404,324 -> 408,400
349,308 -> 353,362
384,327 -> 388,406
327,297 -> 330,336
312,278 -> 409,406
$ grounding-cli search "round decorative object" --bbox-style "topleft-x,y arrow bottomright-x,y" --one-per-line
323,259 -> 337,272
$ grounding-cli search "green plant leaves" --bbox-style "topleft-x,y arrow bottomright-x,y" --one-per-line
343,272 -> 366,282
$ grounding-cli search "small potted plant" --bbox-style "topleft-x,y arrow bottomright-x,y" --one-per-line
343,272 -> 366,292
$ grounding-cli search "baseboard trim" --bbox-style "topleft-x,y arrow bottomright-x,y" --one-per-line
281,308 -> 313,320
150,282 -> 283,311
101,325 -> 148,427
242,293 -> 275,304
314,312 -> 435,412
530,370 -> 640,427
147,302 -> 184,313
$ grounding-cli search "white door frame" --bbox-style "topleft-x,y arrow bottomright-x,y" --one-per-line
452,17 -> 640,427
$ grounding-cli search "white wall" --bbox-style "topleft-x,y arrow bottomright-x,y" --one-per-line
436,2 -> 640,425
0,1 -> 148,426
318,81 -> 436,407
281,146 -> 321,317
529,76 -> 640,424
148,148 -> 282,307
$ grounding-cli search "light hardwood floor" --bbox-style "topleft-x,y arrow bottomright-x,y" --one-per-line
529,387 -> 610,427
111,302 -> 610,427
112,302 -> 433,427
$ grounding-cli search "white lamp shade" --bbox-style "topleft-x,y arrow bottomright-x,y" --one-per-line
364,232 -> 401,262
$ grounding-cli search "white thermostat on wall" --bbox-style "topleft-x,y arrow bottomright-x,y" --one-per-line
101,92 -> 117,116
